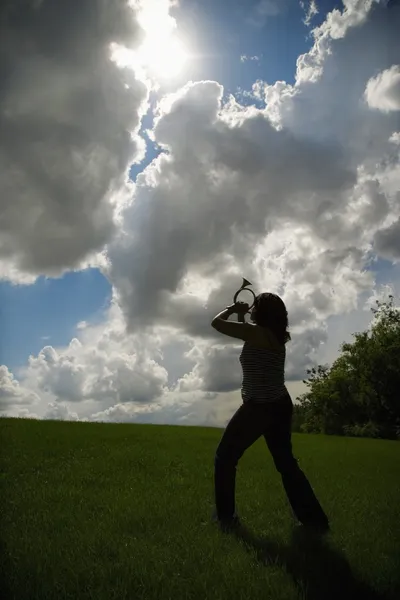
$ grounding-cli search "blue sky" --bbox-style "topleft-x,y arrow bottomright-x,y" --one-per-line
0,0 -> 377,374
169,0 -> 341,92
0,270 -> 112,374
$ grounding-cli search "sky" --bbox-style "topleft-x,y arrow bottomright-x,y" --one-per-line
0,0 -> 399,427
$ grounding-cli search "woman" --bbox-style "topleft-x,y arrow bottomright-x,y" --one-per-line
211,292 -> 330,533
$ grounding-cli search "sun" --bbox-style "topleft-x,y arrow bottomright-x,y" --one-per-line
136,36 -> 188,80
111,1 -> 190,82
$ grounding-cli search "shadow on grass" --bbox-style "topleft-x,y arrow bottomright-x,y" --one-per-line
230,523 -> 391,600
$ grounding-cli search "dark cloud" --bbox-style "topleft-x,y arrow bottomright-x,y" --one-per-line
374,216 -> 400,260
0,0 -> 148,277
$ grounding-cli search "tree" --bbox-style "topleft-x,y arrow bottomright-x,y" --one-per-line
297,295 -> 400,439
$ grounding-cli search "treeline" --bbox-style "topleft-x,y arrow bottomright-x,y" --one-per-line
291,295 -> 400,440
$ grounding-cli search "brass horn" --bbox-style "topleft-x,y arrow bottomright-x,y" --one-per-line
233,277 -> 256,321
240,277 -> 252,289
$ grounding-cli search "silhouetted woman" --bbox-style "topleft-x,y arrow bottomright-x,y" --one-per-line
211,292 -> 330,533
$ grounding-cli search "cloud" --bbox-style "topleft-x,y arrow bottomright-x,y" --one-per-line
89,390 -> 235,428
246,0 -> 287,27
105,79 -> 359,333
44,403 -> 80,422
0,365 -> 40,411
257,4 -> 399,151
374,218 -> 400,261
173,342 -> 243,394
301,1 -> 319,27
240,55 -> 261,63
0,0 -> 149,282
2,299 -> 236,426
253,1 -> 400,212
364,65 -> 400,112
18,307 -> 169,407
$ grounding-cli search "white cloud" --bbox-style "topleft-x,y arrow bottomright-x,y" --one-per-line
254,2 -> 400,206
3,300 -> 237,426
89,390 -> 236,428
389,132 -> 400,144
240,55 -> 261,63
44,403 -> 80,422
246,0 -> 287,27
301,0 -> 319,27
15,408 -> 41,420
365,65 -> 400,112
307,1 -> 319,23
0,365 -> 40,413
17,304 -> 169,410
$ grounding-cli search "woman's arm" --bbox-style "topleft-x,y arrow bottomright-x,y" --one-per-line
211,307 -> 235,325
211,306 -> 255,341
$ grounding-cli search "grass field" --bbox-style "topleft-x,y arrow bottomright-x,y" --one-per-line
1,416 -> 399,600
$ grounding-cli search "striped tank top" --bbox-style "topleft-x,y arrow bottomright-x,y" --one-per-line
239,337 -> 287,403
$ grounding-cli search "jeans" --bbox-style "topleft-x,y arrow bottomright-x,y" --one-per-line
214,393 -> 329,526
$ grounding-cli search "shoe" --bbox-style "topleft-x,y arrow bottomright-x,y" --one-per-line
220,515 -> 241,533
212,511 -> 241,532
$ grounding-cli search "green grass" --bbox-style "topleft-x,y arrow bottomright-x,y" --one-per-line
1,417 -> 399,600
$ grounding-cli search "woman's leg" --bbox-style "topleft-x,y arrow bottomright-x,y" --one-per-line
214,402 -> 267,521
263,394 -> 329,529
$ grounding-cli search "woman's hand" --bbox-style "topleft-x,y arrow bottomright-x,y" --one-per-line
225,301 -> 250,315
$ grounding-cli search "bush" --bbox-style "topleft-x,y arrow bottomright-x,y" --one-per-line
342,420 -> 381,439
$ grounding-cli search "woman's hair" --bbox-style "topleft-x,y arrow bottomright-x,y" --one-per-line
252,292 -> 291,345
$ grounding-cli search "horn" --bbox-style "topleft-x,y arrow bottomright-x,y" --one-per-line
233,277 -> 256,320
240,277 -> 252,289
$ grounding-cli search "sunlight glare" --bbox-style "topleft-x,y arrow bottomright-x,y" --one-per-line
112,0 -> 189,82
138,36 -> 188,80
